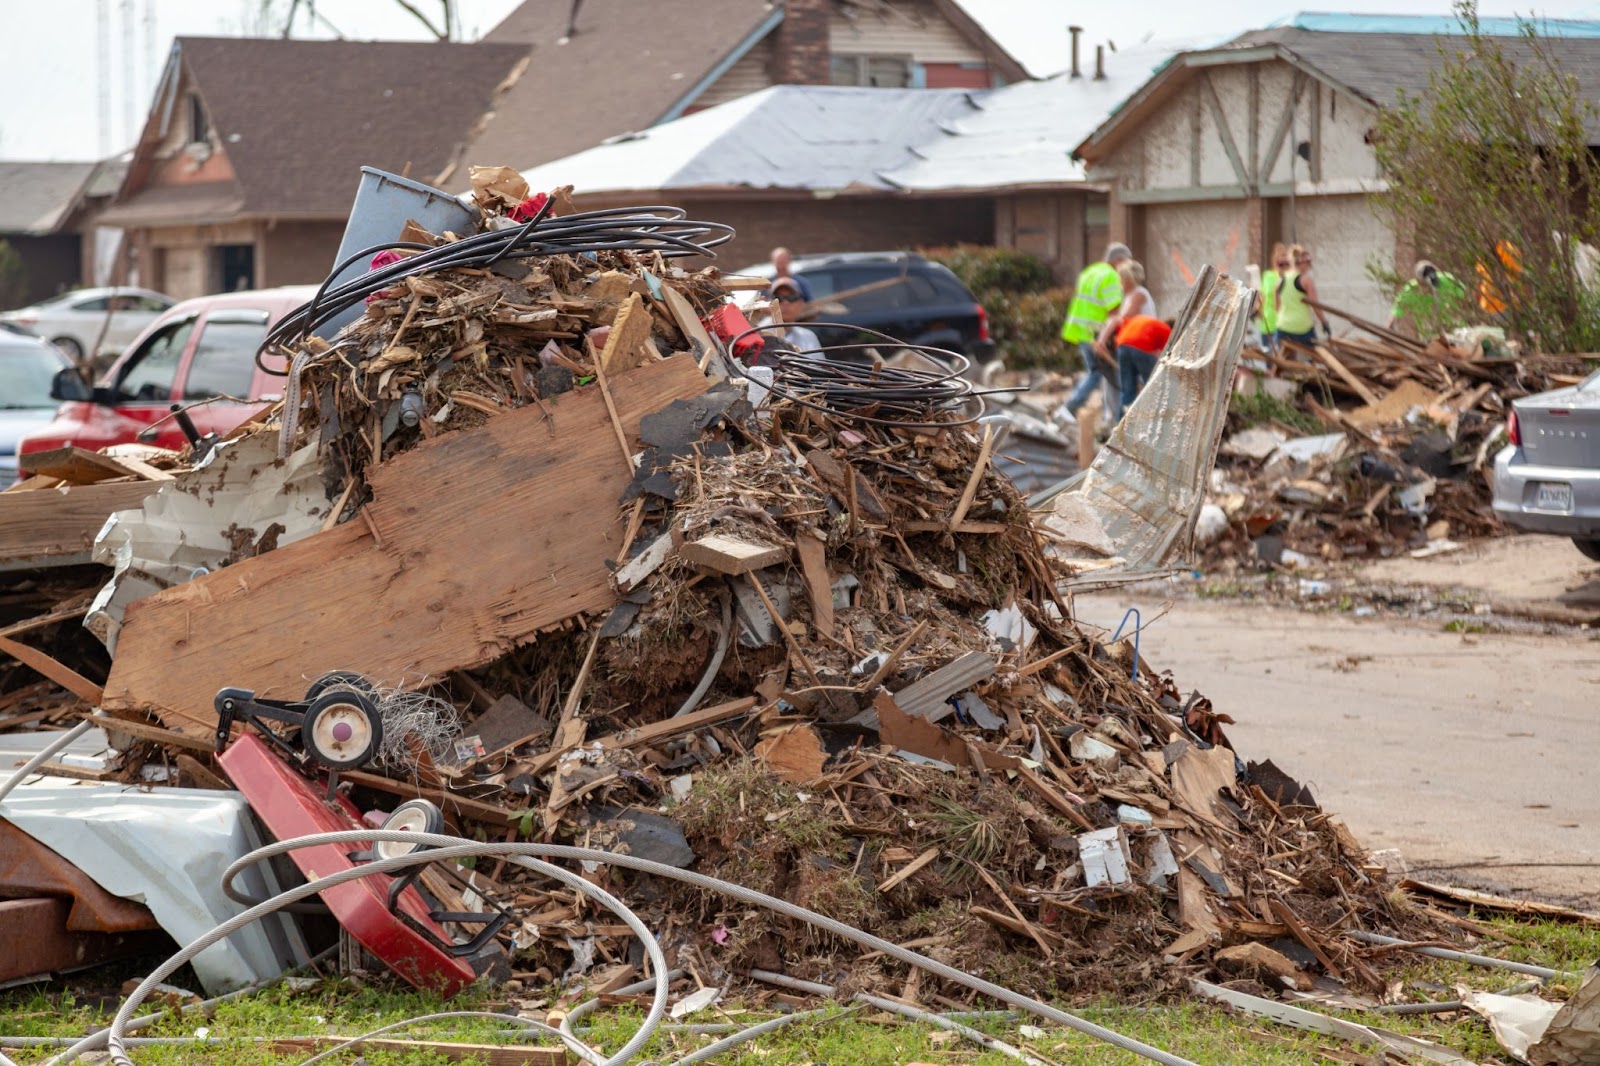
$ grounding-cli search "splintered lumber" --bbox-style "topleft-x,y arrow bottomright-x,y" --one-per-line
0,480 -> 162,567
18,446 -> 160,485
680,534 -> 789,575
0,634 -> 103,704
1312,345 -> 1382,406
596,292 -> 652,373
102,356 -> 709,738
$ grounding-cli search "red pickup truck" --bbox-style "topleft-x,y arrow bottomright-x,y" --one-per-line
20,286 -> 315,459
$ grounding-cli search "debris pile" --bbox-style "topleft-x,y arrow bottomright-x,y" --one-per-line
0,182 -> 1441,1012
1202,321 -> 1592,568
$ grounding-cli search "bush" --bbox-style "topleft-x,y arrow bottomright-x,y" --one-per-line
923,245 -> 1074,370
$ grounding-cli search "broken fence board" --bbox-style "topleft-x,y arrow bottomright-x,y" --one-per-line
680,534 -> 789,576
18,446 -> 157,485
0,480 -> 162,566
103,357 -> 709,739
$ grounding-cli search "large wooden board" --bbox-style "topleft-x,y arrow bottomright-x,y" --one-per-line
104,357 -> 708,737
0,481 -> 162,567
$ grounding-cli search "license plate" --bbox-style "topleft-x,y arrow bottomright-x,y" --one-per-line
1534,482 -> 1574,512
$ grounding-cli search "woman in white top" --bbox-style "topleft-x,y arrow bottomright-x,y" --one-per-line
1092,261 -> 1155,422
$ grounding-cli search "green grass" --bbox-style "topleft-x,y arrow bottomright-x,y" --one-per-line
3,917 -> 1596,1065
1229,392 -> 1326,435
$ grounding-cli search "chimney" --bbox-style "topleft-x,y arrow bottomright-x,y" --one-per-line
1068,25 -> 1082,79
1095,43 -> 1106,80
773,0 -> 832,86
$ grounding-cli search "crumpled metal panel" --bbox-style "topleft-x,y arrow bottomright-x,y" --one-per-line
0,820 -> 157,933
1044,266 -> 1251,583
0,776 -> 310,992
0,897 -> 170,987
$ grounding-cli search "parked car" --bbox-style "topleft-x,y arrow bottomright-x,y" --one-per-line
18,286 -> 316,462
1491,367 -> 1600,560
0,334 -> 71,484
0,286 -> 175,363
736,252 -> 996,363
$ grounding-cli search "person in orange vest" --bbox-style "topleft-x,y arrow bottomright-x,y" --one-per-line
1476,240 -> 1521,316
1113,314 -> 1174,421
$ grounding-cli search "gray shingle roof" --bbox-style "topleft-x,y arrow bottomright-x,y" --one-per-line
0,162 -> 97,234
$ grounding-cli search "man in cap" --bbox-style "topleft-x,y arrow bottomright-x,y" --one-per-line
1058,242 -> 1133,421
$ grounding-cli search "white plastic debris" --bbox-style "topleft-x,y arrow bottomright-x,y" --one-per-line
1078,826 -> 1132,887
671,985 -> 724,1019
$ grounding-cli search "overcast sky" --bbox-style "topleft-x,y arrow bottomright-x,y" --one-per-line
5,0 -> 1600,160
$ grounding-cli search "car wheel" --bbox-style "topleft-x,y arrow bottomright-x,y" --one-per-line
50,336 -> 83,362
1574,538 -> 1600,562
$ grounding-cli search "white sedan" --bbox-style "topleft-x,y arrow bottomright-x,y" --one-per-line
0,286 -> 174,363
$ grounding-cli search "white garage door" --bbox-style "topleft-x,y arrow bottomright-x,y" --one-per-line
1289,195 -> 1393,326
1142,202 -> 1252,317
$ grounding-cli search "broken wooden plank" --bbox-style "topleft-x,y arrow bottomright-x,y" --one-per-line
753,723 -> 827,784
1312,345 -> 1382,406
1216,942 -> 1312,991
0,634 -> 103,705
794,531 -> 834,637
18,446 -> 158,485
102,357 -> 709,739
596,292 -> 653,373
0,480 -> 162,567
614,533 -> 673,593
680,534 -> 789,576
174,753 -> 230,791
521,697 -> 759,776
947,425 -> 994,530
337,769 -> 519,824
878,846 -> 939,892
1269,897 -> 1344,980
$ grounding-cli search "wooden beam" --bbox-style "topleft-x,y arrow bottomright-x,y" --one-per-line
0,634 -> 102,704
1312,345 -> 1382,406
519,696 -> 759,776
1247,65 -> 1260,185
1260,71 -> 1305,183
103,357 -> 709,739
0,480 -> 161,567
1189,90 -> 1202,186
337,769 -> 519,824
1201,73 -> 1251,187
1119,184 -> 1250,205
19,446 -> 160,485
680,534 -> 790,576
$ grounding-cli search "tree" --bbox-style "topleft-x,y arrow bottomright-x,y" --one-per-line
1371,1 -> 1600,351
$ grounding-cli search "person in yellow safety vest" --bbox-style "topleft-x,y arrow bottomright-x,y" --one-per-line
1260,242 -> 1290,351
1273,244 -> 1331,347
1058,242 -> 1132,419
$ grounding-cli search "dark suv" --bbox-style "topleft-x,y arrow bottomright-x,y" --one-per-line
744,252 -> 996,363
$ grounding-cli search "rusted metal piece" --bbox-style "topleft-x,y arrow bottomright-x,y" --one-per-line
0,820 -> 158,933
0,897 -> 169,984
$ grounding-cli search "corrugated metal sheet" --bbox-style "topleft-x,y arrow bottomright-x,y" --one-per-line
831,0 -> 985,64
1044,266 -> 1251,583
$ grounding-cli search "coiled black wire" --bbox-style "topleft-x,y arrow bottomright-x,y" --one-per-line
726,322 -> 1024,428
256,205 -> 735,374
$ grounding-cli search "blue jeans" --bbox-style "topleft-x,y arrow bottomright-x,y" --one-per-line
1276,327 -> 1317,347
1065,341 -> 1104,415
1117,345 -> 1158,420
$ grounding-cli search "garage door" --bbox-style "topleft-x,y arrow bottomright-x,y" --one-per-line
1142,202 -> 1251,318
1289,195 -> 1393,326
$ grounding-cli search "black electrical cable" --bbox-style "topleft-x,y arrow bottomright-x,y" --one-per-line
725,322 -> 1025,428
256,205 -> 735,374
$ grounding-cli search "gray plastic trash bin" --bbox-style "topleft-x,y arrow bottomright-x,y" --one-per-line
313,167 -> 477,339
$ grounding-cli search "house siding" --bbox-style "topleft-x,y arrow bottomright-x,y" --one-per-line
829,0 -> 987,64
697,35 -> 776,108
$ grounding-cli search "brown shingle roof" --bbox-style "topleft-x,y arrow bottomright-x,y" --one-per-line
454,0 -> 783,176
174,36 -> 528,217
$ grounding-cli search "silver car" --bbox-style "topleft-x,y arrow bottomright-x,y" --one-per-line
1492,367 -> 1600,560
0,334 -> 71,485
0,286 -> 174,364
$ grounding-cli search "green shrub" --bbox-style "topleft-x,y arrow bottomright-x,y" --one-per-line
923,245 -> 1073,370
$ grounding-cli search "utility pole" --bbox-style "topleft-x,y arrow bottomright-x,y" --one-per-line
96,0 -> 111,156
121,0 -> 137,150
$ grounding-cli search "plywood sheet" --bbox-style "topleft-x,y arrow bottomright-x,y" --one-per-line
104,357 -> 708,737
0,481 -> 162,566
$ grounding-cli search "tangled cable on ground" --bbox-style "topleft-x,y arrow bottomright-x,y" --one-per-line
256,204 -> 736,372
726,322 -> 1024,427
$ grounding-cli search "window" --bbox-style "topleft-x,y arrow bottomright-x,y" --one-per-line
71,296 -> 110,313
830,54 -> 913,88
182,310 -> 267,400
187,93 -> 209,146
133,294 -> 173,312
0,341 -> 67,409
117,317 -> 196,402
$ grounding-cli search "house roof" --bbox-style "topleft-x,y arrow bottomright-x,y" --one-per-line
0,162 -> 98,234
1077,13 -> 1600,162
106,37 -> 527,224
452,0 -> 784,178
882,44 -> 1177,191
517,85 -> 978,196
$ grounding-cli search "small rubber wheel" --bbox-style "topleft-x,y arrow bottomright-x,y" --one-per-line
305,670 -> 377,702
302,688 -> 382,769
1574,537 -> 1600,562
376,799 -> 446,860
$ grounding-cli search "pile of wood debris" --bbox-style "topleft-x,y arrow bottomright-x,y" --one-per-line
1200,311 -> 1593,568
0,190 -> 1444,1007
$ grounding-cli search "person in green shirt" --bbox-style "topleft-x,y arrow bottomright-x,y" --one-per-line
1260,243 -> 1289,351
1390,259 -> 1470,337
1057,242 -> 1132,420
